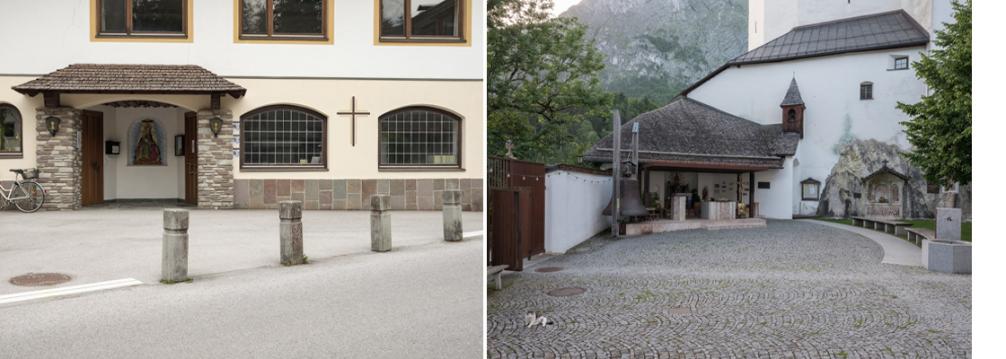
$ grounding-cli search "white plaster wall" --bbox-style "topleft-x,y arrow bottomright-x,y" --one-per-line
544,170 -> 612,254
689,48 -> 926,217
100,106 -> 185,200
0,76 -> 483,182
749,0 -> 942,50
0,0 -> 483,80
754,157 -> 794,219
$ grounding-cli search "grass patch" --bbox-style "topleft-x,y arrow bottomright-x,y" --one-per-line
813,217 -> 971,242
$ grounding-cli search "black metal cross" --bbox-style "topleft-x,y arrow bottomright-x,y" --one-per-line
337,96 -> 370,147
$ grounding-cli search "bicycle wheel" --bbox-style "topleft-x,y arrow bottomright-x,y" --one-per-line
13,181 -> 45,213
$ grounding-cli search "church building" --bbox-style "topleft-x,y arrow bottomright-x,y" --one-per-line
0,0 -> 483,211
585,0 -> 968,220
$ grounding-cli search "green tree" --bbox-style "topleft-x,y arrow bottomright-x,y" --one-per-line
898,0 -> 971,186
488,0 -> 612,164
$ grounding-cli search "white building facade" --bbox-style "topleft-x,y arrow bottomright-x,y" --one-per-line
0,0 -> 484,211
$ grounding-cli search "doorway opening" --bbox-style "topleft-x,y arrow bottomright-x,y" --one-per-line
80,101 -> 198,207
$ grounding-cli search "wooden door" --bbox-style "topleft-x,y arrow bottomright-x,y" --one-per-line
81,110 -> 104,206
184,112 -> 198,205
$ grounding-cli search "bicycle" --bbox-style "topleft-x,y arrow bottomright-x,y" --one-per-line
0,168 -> 46,213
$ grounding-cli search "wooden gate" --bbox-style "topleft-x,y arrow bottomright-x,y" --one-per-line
488,157 -> 545,271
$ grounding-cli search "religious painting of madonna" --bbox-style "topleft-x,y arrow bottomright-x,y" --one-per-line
129,119 -> 165,166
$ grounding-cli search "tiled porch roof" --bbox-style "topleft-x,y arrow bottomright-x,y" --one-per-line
12,64 -> 246,98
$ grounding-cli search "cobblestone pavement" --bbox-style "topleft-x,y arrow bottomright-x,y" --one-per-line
487,220 -> 971,359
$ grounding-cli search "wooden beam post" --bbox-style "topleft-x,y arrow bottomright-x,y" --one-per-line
43,92 -> 60,108
210,93 -> 222,110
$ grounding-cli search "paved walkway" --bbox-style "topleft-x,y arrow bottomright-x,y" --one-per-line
804,219 -> 922,267
487,220 -> 971,358
0,209 -> 481,295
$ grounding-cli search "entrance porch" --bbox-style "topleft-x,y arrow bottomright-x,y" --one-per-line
12,64 -> 246,210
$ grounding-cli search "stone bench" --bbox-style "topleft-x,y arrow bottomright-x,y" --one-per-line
851,216 -> 913,236
487,265 -> 508,290
904,227 -> 934,247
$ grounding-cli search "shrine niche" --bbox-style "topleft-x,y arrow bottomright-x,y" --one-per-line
862,163 -> 909,219
129,119 -> 165,166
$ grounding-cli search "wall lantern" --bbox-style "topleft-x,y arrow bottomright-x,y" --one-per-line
45,116 -> 61,136
209,117 -> 223,138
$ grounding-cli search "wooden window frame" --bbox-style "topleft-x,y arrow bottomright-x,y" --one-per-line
378,107 -> 463,171
239,105 -> 329,172
860,82 -> 873,100
94,0 -> 190,39
378,0 -> 466,44
892,56 -> 909,70
0,104 -> 23,159
800,178 -> 821,201
237,0 -> 330,42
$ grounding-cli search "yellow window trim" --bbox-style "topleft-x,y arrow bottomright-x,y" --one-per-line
233,0 -> 335,45
373,0 -> 472,47
89,0 -> 194,43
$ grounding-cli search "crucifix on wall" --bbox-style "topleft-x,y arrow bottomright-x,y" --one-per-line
337,96 -> 370,146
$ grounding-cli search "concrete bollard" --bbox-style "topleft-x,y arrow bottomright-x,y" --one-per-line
443,190 -> 463,242
671,194 -> 687,221
370,195 -> 392,252
162,209 -> 190,283
279,200 -> 306,266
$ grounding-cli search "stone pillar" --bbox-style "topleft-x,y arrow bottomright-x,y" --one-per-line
443,190 -> 463,242
196,110 -> 234,209
35,107 -> 82,210
671,194 -> 687,221
936,207 -> 962,242
279,201 -> 306,265
162,209 -> 189,283
371,195 -> 392,252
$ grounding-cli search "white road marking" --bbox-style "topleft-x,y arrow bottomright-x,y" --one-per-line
463,231 -> 484,239
0,278 -> 143,306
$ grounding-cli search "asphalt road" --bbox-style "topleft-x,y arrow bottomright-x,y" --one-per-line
0,237 -> 484,359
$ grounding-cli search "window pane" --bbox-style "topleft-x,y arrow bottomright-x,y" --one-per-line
100,0 -> 127,33
379,108 -> 459,166
380,0 -> 405,36
132,0 -> 184,33
242,0 -> 268,34
242,107 -> 325,166
411,0 -> 457,36
0,107 -> 22,153
273,0 -> 323,35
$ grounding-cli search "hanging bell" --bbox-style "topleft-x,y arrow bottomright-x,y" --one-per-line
602,178 -> 649,219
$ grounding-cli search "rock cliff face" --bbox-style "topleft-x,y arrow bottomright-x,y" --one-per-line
817,139 -> 971,219
561,0 -> 747,103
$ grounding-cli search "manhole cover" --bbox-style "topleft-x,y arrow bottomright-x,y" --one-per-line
535,266 -> 563,273
9,273 -> 72,287
547,287 -> 586,297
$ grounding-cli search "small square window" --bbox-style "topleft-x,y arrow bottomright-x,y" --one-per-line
757,182 -> 770,189
893,56 -> 909,70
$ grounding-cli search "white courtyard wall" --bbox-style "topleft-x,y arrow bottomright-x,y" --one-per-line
688,48 -> 926,217
544,170 -> 611,254
753,157 -> 794,219
0,0 -> 483,80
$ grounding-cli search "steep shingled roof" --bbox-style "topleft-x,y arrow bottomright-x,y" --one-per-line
582,97 -> 799,170
12,64 -> 246,98
682,10 -> 929,96
780,78 -> 804,106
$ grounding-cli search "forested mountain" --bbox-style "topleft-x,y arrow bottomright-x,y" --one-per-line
561,0 -> 748,103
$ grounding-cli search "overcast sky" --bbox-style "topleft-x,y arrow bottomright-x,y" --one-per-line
550,0 -> 582,17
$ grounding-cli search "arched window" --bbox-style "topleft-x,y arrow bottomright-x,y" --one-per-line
379,107 -> 461,168
787,109 -> 797,124
240,105 -> 326,169
0,104 -> 22,158
860,81 -> 873,100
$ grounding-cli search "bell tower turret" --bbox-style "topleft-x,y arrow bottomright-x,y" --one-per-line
780,77 -> 805,138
